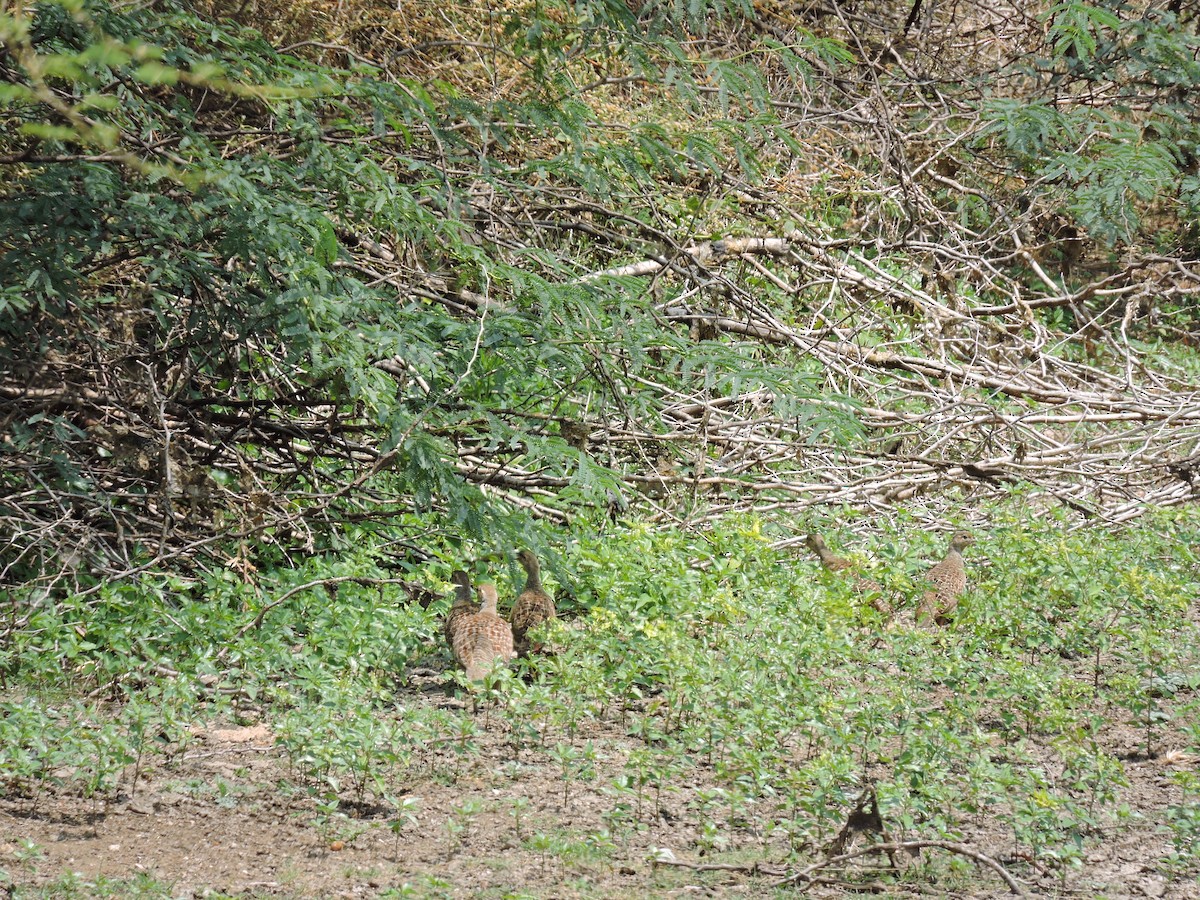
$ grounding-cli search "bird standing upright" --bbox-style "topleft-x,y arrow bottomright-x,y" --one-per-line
511,549 -> 557,656
915,531 -> 974,626
448,582 -> 515,684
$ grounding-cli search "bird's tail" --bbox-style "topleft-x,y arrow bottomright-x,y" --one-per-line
464,631 -> 496,684
915,591 -> 938,624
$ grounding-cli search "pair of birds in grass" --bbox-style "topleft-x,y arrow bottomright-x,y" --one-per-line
444,549 -> 557,685
805,531 -> 974,625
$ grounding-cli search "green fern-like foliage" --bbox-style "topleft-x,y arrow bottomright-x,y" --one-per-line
977,1 -> 1200,247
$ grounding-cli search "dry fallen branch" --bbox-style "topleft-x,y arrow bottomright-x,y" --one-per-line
775,840 -> 1029,896
650,839 -> 1028,896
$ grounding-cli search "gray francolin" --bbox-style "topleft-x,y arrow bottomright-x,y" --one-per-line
511,549 -> 557,656
805,533 -> 854,572
915,531 -> 974,625
451,583 -> 515,684
443,570 -> 478,649
805,533 -> 889,616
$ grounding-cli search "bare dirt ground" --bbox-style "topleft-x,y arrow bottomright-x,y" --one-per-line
0,693 -> 714,899
2,669 -> 1197,899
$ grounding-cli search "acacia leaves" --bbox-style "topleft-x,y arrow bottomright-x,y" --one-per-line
974,1 -> 1200,246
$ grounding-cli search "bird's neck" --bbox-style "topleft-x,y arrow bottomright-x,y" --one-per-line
525,566 -> 542,592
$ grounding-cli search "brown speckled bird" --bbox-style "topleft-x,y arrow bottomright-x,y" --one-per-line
450,583 -> 515,684
805,533 -> 889,616
511,549 -> 557,656
915,531 -> 974,625
805,533 -> 854,572
443,570 -> 478,649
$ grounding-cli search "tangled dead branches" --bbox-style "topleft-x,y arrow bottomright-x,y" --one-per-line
5,0 -> 1199,593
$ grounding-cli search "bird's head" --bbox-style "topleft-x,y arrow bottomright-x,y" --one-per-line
450,569 -> 473,603
517,549 -> 540,573
948,531 -> 975,552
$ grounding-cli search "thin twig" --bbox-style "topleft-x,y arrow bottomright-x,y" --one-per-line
774,840 -> 1029,896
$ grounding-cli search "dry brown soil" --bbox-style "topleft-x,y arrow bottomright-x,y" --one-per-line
2,669 -> 1198,899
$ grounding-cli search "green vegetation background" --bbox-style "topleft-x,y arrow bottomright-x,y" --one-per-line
4,0 -> 1200,894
